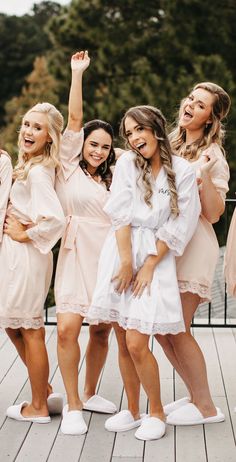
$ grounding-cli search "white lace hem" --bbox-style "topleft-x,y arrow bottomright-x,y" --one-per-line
178,280 -> 211,303
56,303 -> 88,317
87,307 -> 185,335
0,316 -> 44,330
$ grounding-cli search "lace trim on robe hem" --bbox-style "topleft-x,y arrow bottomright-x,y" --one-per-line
0,317 -> 44,330
87,308 -> 185,335
178,280 -> 211,303
56,303 -> 89,316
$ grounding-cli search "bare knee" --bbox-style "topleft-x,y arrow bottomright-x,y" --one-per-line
57,323 -> 79,346
126,338 -> 147,363
6,328 -> 22,342
89,324 -> 111,348
21,327 -> 45,346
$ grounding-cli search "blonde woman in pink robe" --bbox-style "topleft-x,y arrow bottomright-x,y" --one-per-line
155,82 -> 231,426
0,103 -> 65,423
54,52 -> 116,435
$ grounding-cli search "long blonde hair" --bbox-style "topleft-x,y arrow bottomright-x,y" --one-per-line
170,82 -> 231,160
13,102 -> 64,181
120,105 -> 179,216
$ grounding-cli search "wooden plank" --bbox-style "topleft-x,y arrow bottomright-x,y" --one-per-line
0,327 -> 58,461
112,458 -> 143,462
144,338 -> 175,462
48,326 -> 94,462
204,397 -> 236,462
79,330 -> 122,462
1,325 -> 236,461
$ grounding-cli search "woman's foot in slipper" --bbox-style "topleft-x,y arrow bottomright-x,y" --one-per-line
167,403 -> 225,426
135,416 -> 166,441
6,402 -> 51,424
163,397 -> 190,416
105,410 -> 145,432
61,405 -> 87,435
83,394 -> 117,414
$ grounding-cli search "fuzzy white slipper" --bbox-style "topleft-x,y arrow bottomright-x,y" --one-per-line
105,410 -> 145,432
135,416 -> 166,441
47,393 -> 64,415
61,405 -> 87,435
163,397 -> 190,415
83,394 -> 117,414
6,401 -> 51,424
167,403 -> 225,426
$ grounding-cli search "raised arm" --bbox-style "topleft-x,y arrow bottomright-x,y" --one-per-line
67,50 -> 90,132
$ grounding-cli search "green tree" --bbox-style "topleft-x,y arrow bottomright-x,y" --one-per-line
0,2 -> 62,126
1,56 -> 59,162
48,0 -> 236,193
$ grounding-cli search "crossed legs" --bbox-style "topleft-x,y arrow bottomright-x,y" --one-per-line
155,292 -> 216,417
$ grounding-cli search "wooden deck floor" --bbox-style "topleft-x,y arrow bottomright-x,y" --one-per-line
0,324 -> 236,462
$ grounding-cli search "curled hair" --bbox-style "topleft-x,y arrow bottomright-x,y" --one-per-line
120,105 -> 179,216
14,102 -> 64,181
79,119 -> 115,190
170,82 -> 231,160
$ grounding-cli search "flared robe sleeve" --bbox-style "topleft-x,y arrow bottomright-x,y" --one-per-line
0,153 -> 13,243
26,165 -> 65,254
59,128 -> 84,181
155,161 -> 201,256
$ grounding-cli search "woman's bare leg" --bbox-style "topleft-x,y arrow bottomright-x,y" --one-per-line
20,327 -> 49,417
126,329 -> 164,420
113,323 -> 140,418
57,313 -> 83,410
83,323 -> 112,401
156,293 -> 216,416
6,327 -> 53,397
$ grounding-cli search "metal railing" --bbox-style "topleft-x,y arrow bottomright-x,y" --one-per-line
44,199 -> 236,328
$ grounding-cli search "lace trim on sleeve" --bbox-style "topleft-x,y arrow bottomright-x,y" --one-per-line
156,227 -> 185,256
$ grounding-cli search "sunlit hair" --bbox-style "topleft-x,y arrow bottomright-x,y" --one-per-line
13,102 -> 64,181
170,82 -> 231,160
120,105 -> 179,216
80,119 -> 116,190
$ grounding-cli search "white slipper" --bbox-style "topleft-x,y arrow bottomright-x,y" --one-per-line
47,393 -> 64,415
61,405 -> 87,435
135,416 -> 166,441
163,397 -> 190,415
167,403 -> 225,426
6,401 -> 51,424
83,394 -> 117,414
105,410 -> 145,432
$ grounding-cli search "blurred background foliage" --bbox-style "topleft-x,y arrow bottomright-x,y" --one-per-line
0,0 -> 235,304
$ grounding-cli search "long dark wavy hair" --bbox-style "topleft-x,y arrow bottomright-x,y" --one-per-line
79,119 -> 115,190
